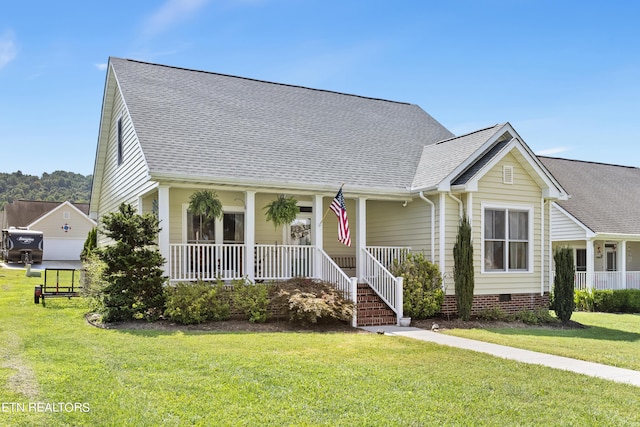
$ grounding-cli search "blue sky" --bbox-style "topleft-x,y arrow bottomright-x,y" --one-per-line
1,0 -> 639,176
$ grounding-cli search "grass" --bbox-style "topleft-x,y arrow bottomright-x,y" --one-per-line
1,267 -> 640,426
444,311 -> 640,371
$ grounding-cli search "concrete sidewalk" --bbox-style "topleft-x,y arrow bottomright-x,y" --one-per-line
361,325 -> 640,387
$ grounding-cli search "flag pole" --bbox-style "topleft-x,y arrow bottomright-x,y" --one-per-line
319,183 -> 345,225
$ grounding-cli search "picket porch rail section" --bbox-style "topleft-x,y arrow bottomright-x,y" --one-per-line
169,243 -> 409,324
565,271 -> 640,291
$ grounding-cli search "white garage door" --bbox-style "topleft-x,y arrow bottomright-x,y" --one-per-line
43,239 -> 84,261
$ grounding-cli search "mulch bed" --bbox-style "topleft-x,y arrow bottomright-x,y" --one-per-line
86,313 -> 585,333
85,313 -> 363,333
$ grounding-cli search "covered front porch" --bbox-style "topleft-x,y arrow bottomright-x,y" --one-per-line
145,185 -> 421,325
555,239 -> 640,290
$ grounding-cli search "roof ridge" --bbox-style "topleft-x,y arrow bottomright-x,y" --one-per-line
433,123 -> 503,145
112,57 -> 412,107
539,155 -> 639,170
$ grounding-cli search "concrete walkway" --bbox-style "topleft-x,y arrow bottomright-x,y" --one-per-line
361,325 -> 640,387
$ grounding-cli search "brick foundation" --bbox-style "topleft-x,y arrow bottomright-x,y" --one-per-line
440,292 -> 550,316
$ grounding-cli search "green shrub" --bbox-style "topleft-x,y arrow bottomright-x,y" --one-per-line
553,247 -> 575,322
515,308 -> 557,325
164,281 -> 230,324
97,203 -> 166,322
392,252 -> 443,319
273,278 -> 353,325
80,227 -> 97,261
81,252 -> 108,312
232,279 -> 270,323
476,306 -> 508,321
453,215 -> 474,320
574,289 -> 595,312
593,289 -> 640,313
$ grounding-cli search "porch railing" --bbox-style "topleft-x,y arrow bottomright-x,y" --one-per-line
627,272 -> 640,289
169,244 -> 352,295
556,270 -> 640,291
169,243 -> 245,282
316,249 -> 353,301
361,249 -> 403,318
255,244 -> 314,281
366,246 -> 410,270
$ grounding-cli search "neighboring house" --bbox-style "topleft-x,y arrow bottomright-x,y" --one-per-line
90,57 -> 568,324
1,200 -> 96,261
540,156 -> 640,290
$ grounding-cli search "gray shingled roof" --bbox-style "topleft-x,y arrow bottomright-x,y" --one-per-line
2,200 -> 90,228
110,58 -> 455,192
540,156 -> 640,235
411,124 -> 504,189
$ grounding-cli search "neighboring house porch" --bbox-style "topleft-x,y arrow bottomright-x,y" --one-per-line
541,156 -> 640,291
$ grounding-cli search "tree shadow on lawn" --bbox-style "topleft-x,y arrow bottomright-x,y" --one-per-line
485,323 -> 640,342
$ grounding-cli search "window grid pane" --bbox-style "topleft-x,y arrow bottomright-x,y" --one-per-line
484,208 -> 529,272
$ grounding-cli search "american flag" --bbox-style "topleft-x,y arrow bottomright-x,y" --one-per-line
329,187 -> 351,247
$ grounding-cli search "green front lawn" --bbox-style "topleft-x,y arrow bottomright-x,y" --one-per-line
444,312 -> 640,371
1,267 -> 639,426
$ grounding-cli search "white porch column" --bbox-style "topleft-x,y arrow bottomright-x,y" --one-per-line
244,191 -> 256,281
312,194 -> 324,279
355,196 -> 367,280
620,241 -> 627,289
586,239 -> 595,290
157,185 -> 171,275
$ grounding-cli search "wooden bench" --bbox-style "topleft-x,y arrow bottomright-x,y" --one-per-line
34,268 -> 83,307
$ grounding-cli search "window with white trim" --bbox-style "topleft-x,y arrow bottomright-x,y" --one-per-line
484,207 -> 530,271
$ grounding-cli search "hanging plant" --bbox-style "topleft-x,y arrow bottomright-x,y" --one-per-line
264,194 -> 298,229
188,190 -> 223,241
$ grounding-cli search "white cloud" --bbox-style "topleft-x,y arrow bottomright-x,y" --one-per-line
95,63 -> 108,71
141,0 -> 209,39
0,30 -> 17,69
535,146 -> 571,156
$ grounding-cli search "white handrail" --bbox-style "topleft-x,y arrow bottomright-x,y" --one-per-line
316,248 -> 353,301
361,248 -> 402,317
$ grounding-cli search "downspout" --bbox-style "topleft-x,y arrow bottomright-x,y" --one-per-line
448,192 -> 463,219
541,198 -> 545,296
419,191 -> 435,262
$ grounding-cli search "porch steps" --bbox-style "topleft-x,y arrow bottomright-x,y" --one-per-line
357,283 -> 397,327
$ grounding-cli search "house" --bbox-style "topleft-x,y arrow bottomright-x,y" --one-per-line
90,57 -> 568,325
1,200 -> 96,261
540,156 -> 640,290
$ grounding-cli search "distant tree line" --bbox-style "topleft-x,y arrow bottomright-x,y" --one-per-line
0,170 -> 92,209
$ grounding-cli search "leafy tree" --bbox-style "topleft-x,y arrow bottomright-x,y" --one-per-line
553,247 -> 575,323
96,203 -> 166,322
0,170 -> 92,209
453,215 -> 474,320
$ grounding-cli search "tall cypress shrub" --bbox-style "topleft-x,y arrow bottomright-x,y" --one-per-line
453,215 -> 474,320
554,247 -> 575,322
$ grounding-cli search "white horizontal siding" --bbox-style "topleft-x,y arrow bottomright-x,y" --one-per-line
472,151 -> 544,295
551,203 -> 588,241
96,86 -> 155,246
